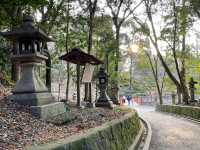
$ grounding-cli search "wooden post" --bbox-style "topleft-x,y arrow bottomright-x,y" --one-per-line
77,64 -> 81,107
46,56 -> 51,92
89,83 -> 92,103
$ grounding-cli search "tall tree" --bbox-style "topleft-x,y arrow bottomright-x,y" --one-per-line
145,51 -> 165,104
138,37 -> 165,104
160,0 -> 191,103
78,0 -> 98,103
143,0 -> 191,104
106,0 -> 143,102
65,0 -> 71,102
38,0 -> 67,92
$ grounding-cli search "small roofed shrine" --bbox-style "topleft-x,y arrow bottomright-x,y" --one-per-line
1,15 -> 67,120
60,48 -> 103,65
60,48 -> 103,107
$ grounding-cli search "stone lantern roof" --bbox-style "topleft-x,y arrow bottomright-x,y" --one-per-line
0,15 -> 53,42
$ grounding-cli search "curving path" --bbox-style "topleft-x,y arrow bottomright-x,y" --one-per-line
134,105 -> 200,150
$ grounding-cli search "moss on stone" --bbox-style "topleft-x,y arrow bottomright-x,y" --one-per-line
69,138 -> 86,150
27,111 -> 141,150
157,104 -> 200,121
85,133 -> 101,150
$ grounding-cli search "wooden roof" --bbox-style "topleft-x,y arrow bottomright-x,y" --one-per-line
59,48 -> 103,65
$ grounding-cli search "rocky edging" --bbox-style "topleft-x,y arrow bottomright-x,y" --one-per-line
26,110 -> 141,150
156,104 -> 200,121
139,117 -> 152,150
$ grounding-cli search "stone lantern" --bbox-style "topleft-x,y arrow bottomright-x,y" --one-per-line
95,67 -> 113,108
110,85 -> 120,105
189,77 -> 198,102
1,15 -> 67,120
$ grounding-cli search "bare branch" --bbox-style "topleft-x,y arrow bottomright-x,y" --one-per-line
119,0 -> 143,26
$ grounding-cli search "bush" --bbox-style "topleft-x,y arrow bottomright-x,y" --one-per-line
156,104 -> 200,120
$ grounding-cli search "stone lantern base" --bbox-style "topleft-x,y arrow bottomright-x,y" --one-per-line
10,92 -> 56,106
30,102 -> 68,120
95,100 -> 113,108
10,62 -> 67,120
95,91 -> 114,108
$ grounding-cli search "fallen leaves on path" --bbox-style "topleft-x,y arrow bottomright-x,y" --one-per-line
0,99 -> 125,150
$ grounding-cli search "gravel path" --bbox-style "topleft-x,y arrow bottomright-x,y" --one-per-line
134,105 -> 200,150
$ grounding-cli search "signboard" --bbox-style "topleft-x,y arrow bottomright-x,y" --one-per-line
82,63 -> 95,83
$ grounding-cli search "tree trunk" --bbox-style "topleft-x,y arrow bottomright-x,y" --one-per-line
180,63 -> 189,104
155,76 -> 163,105
88,17 -> 93,55
115,27 -> 120,75
129,53 -> 133,89
172,1 -> 182,84
65,0 -> 70,102
146,52 -> 163,104
180,35 -> 189,104
87,10 -> 94,104
85,0 -> 97,104
10,7 -> 22,82
177,86 -> 182,104
110,26 -> 120,104
66,63 -> 70,101
158,89 -> 163,105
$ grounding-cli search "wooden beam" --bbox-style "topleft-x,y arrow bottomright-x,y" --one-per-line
76,64 -> 81,107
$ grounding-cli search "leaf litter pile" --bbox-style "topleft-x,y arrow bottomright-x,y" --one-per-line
0,98 -> 127,150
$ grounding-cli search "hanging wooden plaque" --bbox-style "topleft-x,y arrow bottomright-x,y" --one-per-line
82,63 -> 95,83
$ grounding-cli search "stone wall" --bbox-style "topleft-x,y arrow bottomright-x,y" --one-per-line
27,110 -> 141,150
156,104 -> 200,120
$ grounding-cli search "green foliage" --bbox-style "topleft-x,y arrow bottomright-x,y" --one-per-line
1,0 -> 47,6
1,0 -> 199,96
191,0 -> 200,18
0,0 -> 48,27
178,2 -> 191,36
0,38 -> 12,85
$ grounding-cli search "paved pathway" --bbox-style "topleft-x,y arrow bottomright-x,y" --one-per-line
134,105 -> 200,150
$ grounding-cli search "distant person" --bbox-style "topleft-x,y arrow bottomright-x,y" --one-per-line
72,92 -> 76,101
126,95 -> 132,106
120,96 -> 125,105
119,96 -> 123,105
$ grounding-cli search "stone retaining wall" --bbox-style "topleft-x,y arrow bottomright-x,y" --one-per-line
156,104 -> 200,120
27,110 -> 141,150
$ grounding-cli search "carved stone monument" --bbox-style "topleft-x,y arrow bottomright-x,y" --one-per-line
95,67 -> 113,108
1,15 -> 67,120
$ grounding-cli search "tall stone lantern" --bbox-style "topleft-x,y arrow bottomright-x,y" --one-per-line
1,15 -> 67,120
95,67 -> 113,108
